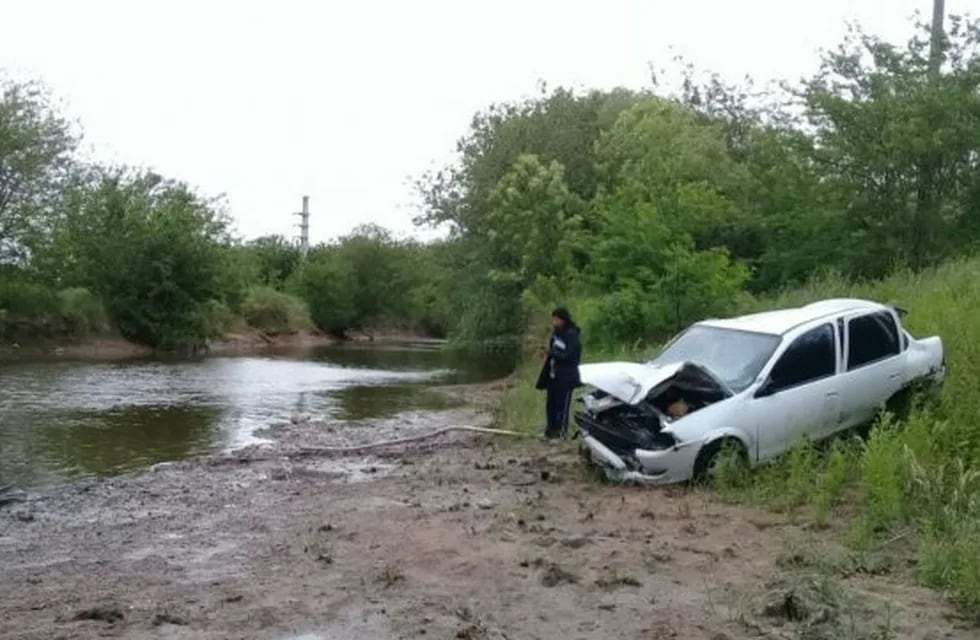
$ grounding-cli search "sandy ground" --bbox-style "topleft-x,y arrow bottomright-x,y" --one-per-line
0,382 -> 975,640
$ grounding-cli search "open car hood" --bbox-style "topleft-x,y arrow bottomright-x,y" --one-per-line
578,360 -> 730,405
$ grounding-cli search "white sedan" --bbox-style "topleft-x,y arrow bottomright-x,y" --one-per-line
575,299 -> 945,485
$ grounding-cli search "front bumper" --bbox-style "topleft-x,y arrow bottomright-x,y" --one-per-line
579,434 -> 699,485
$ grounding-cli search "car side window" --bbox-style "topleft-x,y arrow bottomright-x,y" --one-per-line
847,311 -> 900,370
764,324 -> 836,394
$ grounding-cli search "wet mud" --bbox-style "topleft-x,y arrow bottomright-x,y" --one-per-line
0,381 -> 973,640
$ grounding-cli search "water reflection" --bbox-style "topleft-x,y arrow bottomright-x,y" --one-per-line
29,404 -> 218,482
332,385 -> 462,421
0,345 -> 513,487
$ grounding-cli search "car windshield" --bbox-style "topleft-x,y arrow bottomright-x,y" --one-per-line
649,325 -> 781,393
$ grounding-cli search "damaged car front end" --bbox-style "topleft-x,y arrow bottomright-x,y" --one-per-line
575,361 -> 733,485
574,321 -> 785,485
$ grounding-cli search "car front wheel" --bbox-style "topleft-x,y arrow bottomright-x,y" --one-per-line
692,438 -> 748,484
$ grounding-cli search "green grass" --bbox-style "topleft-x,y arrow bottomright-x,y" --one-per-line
498,255 -> 980,612
494,360 -> 544,436
721,257 -> 980,612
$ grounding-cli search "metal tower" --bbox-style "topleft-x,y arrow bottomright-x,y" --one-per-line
295,195 -> 310,256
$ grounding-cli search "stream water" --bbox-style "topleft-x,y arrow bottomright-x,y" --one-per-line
0,344 -> 513,488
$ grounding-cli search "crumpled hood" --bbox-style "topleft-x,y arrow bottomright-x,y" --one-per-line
579,361 -> 686,405
579,360 -> 729,405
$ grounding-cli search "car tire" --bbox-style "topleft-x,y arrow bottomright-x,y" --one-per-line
692,438 -> 747,484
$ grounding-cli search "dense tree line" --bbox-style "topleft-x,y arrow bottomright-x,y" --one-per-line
413,14 -> 980,348
0,94 -> 456,348
3,14 -> 980,351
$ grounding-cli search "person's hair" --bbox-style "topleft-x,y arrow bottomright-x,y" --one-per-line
551,307 -> 572,323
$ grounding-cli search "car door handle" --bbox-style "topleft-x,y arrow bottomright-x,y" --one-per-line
889,372 -> 901,380
825,392 -> 839,399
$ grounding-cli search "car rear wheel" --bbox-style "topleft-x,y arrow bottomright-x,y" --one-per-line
692,438 -> 747,484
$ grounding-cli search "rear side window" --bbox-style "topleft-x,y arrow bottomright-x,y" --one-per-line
847,312 -> 900,370
766,323 -> 836,393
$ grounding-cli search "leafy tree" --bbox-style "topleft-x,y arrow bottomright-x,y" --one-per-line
663,66 -> 850,289
802,15 -> 980,274
289,225 -> 429,334
46,170 -> 232,348
243,234 -> 301,289
0,78 -> 77,260
288,245 -> 357,333
415,86 -> 645,234
582,183 -> 748,345
594,98 -> 745,249
481,154 -> 580,290
400,240 -> 456,337
439,154 -> 583,344
337,224 -> 412,325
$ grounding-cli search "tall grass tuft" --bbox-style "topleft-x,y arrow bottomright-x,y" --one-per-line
495,359 -> 546,436
813,439 -> 855,524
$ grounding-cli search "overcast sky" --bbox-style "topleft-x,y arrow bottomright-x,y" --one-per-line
1,1 -> 969,244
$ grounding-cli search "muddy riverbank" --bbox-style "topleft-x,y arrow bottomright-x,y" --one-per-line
0,331 -> 341,363
0,381 -> 974,640
0,330 -> 451,364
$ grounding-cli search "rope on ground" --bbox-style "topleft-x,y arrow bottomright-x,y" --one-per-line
285,425 -> 529,459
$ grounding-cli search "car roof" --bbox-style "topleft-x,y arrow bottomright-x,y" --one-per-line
698,298 -> 890,336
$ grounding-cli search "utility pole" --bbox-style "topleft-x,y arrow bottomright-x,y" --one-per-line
913,0 -> 945,270
929,0 -> 946,79
294,195 -> 310,256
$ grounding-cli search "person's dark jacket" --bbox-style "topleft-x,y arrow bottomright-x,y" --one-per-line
536,323 -> 582,390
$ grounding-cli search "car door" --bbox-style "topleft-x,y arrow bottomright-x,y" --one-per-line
838,310 -> 904,428
748,323 -> 841,461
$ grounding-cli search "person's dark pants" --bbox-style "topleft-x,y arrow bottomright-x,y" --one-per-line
545,382 -> 575,439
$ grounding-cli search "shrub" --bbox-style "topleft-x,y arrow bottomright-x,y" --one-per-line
0,278 -> 110,338
240,286 -> 313,334
56,288 -> 109,335
201,299 -> 246,337
0,279 -> 58,315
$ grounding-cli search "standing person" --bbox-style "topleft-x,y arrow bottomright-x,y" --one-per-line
535,307 -> 582,440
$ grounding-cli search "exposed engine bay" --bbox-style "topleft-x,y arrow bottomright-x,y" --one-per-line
576,362 -> 729,455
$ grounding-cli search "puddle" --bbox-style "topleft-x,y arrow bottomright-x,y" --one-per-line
280,610 -> 395,639
303,459 -> 398,483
